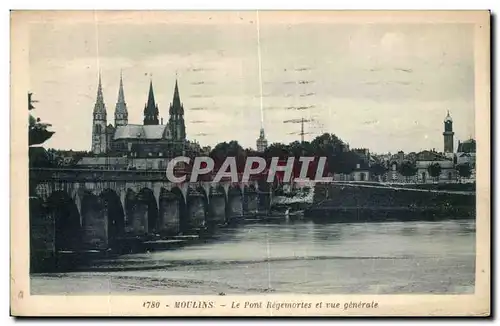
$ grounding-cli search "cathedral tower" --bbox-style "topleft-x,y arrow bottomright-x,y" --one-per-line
168,78 -> 186,141
114,71 -> 128,127
256,127 -> 268,152
91,74 -> 108,154
143,80 -> 159,125
443,110 -> 454,154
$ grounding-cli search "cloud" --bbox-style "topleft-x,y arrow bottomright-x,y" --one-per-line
285,105 -> 314,111
29,19 -> 474,153
190,94 -> 212,98
190,107 -> 211,111
394,68 -> 413,73
189,67 -> 215,72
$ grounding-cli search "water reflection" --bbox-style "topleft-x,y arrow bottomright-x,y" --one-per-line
31,219 -> 476,295
312,222 -> 343,242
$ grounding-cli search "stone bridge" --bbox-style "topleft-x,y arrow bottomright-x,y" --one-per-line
29,168 -> 273,254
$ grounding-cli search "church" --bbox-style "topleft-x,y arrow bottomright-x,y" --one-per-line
91,73 -> 195,159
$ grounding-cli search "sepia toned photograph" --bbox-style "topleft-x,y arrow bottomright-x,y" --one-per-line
10,10 -> 490,316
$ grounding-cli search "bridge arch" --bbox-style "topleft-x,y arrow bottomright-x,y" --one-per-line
45,190 -> 81,252
169,186 -> 187,233
124,188 -> 136,232
158,187 -> 183,235
99,189 -> 125,246
30,196 -> 54,272
227,185 -> 243,220
208,185 -> 227,226
256,180 -> 272,212
81,191 -> 109,250
185,185 -> 209,231
136,187 -> 159,234
244,184 -> 259,215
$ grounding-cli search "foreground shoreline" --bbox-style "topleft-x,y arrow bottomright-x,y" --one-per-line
30,219 -> 476,295
306,182 -> 476,223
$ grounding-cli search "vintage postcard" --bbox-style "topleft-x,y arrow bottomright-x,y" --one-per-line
10,10 -> 490,316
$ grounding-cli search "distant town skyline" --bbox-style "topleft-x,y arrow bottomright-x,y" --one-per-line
29,12 -> 475,154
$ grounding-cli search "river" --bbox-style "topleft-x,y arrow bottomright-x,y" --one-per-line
30,219 -> 476,295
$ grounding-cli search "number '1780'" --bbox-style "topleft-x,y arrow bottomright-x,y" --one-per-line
143,301 -> 161,308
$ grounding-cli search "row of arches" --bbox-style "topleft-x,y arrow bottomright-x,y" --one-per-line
30,184 -> 270,253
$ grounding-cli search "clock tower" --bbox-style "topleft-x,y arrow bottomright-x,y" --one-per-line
443,110 -> 454,154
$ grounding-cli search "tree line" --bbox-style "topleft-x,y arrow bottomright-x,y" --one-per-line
208,133 -> 366,177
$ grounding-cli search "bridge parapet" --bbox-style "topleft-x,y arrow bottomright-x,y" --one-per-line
29,168 -> 269,184
30,168 -> 168,182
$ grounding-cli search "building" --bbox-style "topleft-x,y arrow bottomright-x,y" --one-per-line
331,162 -> 370,182
443,110 -> 454,157
256,127 -> 268,152
351,162 -> 370,181
456,138 -> 476,168
415,150 -> 456,183
352,148 -> 371,167
90,73 -> 194,159
390,151 -> 405,165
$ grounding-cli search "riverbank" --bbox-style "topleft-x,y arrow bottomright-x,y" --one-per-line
306,183 -> 475,223
333,181 -> 476,192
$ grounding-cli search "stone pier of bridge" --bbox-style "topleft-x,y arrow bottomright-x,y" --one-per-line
28,169 -> 273,257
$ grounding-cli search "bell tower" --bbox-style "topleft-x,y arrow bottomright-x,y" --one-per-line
91,73 -> 108,154
443,110 -> 454,154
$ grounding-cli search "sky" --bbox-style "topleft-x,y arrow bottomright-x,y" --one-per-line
28,11 -> 476,154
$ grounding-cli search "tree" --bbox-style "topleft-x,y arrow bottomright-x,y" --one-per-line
398,160 -> 417,182
330,151 -> 361,175
456,163 -> 472,182
427,163 -> 442,182
264,143 -> 289,160
310,133 -> 346,157
370,163 -> 387,181
209,141 -> 247,173
29,92 -> 54,147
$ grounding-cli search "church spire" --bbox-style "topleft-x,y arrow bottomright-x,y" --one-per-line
117,70 -> 125,103
91,72 -> 108,154
114,70 -> 128,126
144,79 -> 159,125
168,75 -> 186,141
93,72 -> 106,116
170,77 -> 184,115
173,79 -> 181,105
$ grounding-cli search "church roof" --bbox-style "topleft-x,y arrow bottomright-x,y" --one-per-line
114,124 -> 171,140
416,150 -> 451,161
